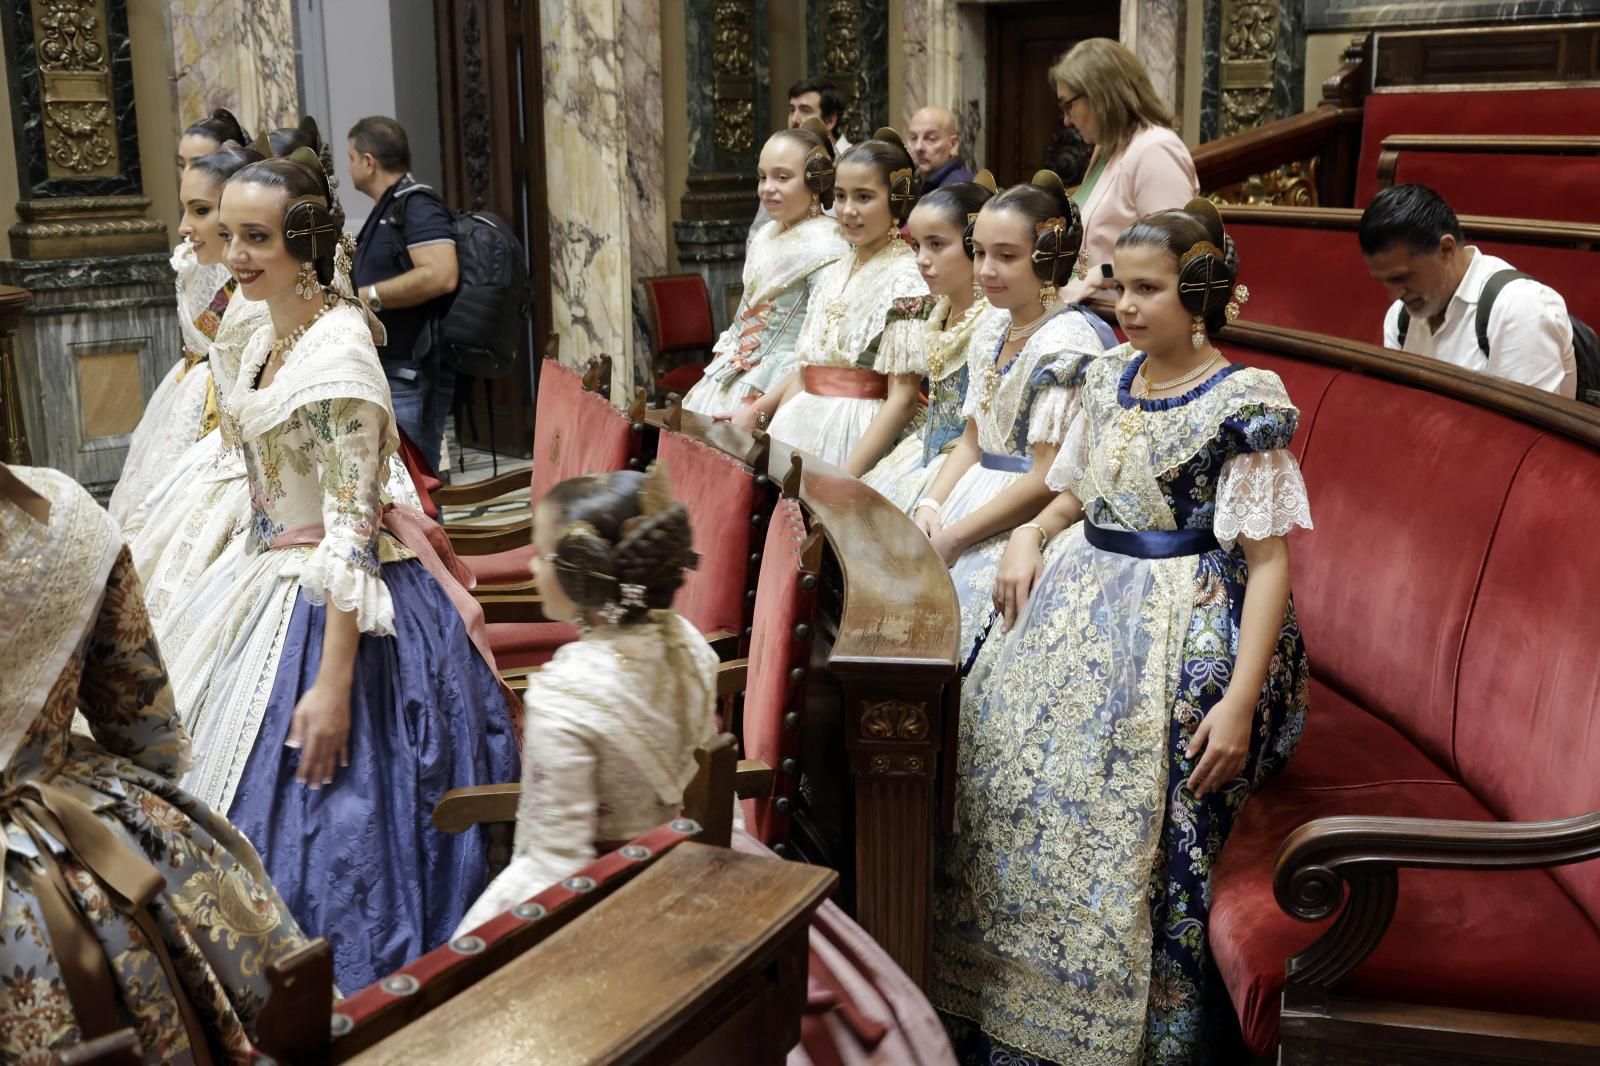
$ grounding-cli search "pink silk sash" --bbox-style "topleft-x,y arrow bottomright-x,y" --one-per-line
269,503 -> 523,736
802,364 -> 888,400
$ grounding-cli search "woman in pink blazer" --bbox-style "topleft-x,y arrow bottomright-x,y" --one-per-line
1051,38 -> 1199,304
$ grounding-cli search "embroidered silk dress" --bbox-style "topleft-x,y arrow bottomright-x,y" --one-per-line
0,466 -> 306,1064
110,242 -> 236,531
682,216 -> 848,415
766,240 -> 931,468
933,346 -> 1312,1066
161,303 -> 519,991
939,307 -> 1107,663
862,298 -> 996,513
456,612 -> 717,935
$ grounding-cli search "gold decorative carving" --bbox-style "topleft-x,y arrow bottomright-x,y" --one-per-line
34,0 -> 118,179
1219,0 -> 1281,137
9,195 -> 166,259
710,0 -> 756,155
819,0 -> 864,142
860,699 -> 929,741
1208,158 -> 1321,207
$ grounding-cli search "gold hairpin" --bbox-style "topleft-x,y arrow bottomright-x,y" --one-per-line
1179,241 -> 1224,268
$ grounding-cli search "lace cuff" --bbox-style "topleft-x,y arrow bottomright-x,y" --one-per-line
1213,448 -> 1313,550
298,530 -> 395,635
1028,385 -> 1078,446
1044,407 -> 1091,494
872,315 -> 930,376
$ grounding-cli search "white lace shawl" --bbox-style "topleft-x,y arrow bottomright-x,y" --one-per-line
961,309 -> 1105,455
171,241 -> 233,357
794,239 -> 929,373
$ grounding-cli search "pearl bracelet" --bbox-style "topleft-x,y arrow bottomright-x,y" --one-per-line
914,497 -> 944,518
1017,521 -> 1051,546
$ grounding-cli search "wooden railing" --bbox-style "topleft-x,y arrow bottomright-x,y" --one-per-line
647,407 -> 961,988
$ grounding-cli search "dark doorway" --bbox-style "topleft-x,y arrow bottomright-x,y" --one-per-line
434,0 -> 551,462
985,0 -> 1122,187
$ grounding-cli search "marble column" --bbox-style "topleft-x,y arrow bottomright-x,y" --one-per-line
1201,0 -> 1305,141
806,0 -> 889,143
1123,0 -> 1188,122
0,0 -> 176,492
541,0 -> 667,403
164,0 -> 300,135
673,0 -> 767,336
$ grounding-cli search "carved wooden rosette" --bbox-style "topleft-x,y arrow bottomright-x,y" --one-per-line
841,681 -> 943,986
0,0 -> 165,259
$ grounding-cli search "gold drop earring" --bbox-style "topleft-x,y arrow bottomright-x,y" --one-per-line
1039,281 -> 1057,309
295,262 -> 319,301
1190,315 -> 1207,350
808,193 -> 821,218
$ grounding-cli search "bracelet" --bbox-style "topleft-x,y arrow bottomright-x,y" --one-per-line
914,498 -> 944,518
756,410 -> 770,429
1017,521 -> 1051,546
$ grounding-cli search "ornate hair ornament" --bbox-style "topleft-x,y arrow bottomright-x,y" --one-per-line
972,169 -> 997,194
887,166 -> 918,212
1225,282 -> 1250,323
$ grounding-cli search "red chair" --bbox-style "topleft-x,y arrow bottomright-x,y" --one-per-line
641,274 -> 715,398
736,483 -> 824,853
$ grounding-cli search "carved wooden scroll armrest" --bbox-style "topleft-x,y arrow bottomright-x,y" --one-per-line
447,519 -> 534,556
1273,809 -> 1600,990
433,469 -> 531,508
433,783 -> 523,832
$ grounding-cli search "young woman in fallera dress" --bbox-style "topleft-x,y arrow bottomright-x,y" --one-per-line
683,119 -> 848,417
911,172 -> 1111,663
861,173 -> 1000,514
933,200 -> 1311,1066
160,149 -> 517,992
733,129 -> 931,476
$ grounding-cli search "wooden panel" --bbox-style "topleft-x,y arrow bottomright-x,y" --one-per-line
1217,204 -> 1600,250
75,346 -> 142,438
345,844 -> 834,1065
1373,21 -> 1600,90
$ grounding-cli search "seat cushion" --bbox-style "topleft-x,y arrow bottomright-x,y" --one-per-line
462,544 -> 537,587
1212,765 -> 1600,1054
1275,680 -> 1455,790
486,621 -> 580,670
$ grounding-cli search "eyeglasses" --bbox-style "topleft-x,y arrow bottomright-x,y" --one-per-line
1058,93 -> 1084,115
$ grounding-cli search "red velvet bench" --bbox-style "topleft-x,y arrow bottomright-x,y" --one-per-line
1212,321 -> 1600,1063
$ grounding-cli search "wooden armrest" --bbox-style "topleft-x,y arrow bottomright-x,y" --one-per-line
432,468 -> 531,507
447,519 -> 534,556
734,758 -> 773,799
1274,809 -> 1600,990
59,1029 -> 141,1066
472,576 -> 539,595
716,657 -> 749,698
478,593 -> 550,624
433,783 -> 523,833
704,628 -> 739,658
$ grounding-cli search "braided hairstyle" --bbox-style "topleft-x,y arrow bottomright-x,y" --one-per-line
226,148 -> 345,286
981,169 -> 1085,289
769,116 -> 838,210
913,168 -> 995,259
1116,197 -> 1240,335
541,467 -> 698,625
837,127 -> 920,226
184,108 -> 250,150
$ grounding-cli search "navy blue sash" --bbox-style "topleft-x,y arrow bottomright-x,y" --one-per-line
979,451 -> 1032,474
1083,518 -> 1219,559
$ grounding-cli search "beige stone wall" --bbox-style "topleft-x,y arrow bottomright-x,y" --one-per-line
663,0 -> 688,270
1304,32 -> 1357,110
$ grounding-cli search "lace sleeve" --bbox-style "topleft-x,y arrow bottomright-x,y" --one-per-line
298,396 -> 395,634
1028,385 -> 1078,446
79,547 -> 191,778
1213,448 -> 1313,551
873,297 -> 933,375
1044,405 -> 1091,494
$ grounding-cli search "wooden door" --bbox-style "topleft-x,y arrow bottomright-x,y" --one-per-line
434,0 -> 551,461
985,0 -> 1121,187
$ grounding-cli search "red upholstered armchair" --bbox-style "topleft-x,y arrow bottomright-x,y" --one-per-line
641,273 -> 715,399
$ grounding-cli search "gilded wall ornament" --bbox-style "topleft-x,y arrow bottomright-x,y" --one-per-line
34,0 -> 117,178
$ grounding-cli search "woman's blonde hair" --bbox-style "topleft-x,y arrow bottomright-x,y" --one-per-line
1048,38 -> 1173,158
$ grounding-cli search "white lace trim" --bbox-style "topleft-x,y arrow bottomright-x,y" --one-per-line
1028,386 -> 1076,446
296,539 -> 396,635
873,315 -> 930,376
1212,448 -> 1313,551
796,241 -> 927,369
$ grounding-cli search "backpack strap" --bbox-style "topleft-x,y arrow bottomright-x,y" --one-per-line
1396,305 -> 1410,348
1475,269 -> 1538,359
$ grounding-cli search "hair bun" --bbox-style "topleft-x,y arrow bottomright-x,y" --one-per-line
872,126 -> 907,153
613,503 -> 697,615
800,115 -> 833,153
1025,172 -> 1084,287
1031,169 -> 1069,202
972,168 -> 997,194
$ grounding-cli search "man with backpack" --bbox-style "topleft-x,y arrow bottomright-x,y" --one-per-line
1359,183 -> 1596,402
348,115 -> 461,471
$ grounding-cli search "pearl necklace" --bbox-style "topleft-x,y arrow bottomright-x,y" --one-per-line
1006,302 -> 1062,344
1133,349 -> 1222,399
268,301 -> 333,361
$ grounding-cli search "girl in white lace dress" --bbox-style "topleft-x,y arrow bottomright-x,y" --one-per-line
456,466 -> 717,934
933,200 -> 1312,1066
736,130 -> 931,476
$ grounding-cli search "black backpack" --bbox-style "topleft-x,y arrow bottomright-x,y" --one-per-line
1397,268 -> 1600,406
390,184 -> 531,379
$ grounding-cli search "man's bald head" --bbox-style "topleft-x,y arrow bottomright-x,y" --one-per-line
908,106 -> 960,175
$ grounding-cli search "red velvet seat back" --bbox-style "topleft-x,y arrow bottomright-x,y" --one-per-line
1287,372 -> 1541,773
531,360 -> 639,503
1224,224 -> 1391,343
1470,238 -> 1600,328
655,429 -> 761,638
1389,151 -> 1600,225
1453,433 -> 1600,924
643,274 -> 716,355
739,499 -> 818,848
1355,89 -> 1600,207
1223,347 -> 1338,462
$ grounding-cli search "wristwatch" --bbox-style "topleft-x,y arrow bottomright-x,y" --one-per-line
365,284 -> 383,312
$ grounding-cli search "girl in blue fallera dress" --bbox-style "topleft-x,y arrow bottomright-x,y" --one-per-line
933,199 -> 1312,1066
162,150 -> 518,992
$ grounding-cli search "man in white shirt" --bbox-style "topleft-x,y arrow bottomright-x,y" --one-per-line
1359,183 -> 1576,398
